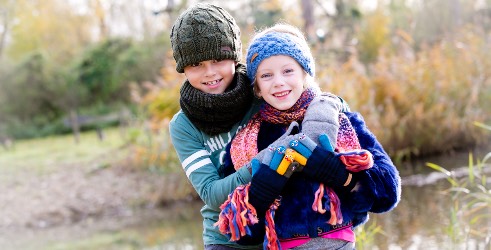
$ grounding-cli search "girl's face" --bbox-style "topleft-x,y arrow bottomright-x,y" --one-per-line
255,55 -> 306,110
183,59 -> 236,94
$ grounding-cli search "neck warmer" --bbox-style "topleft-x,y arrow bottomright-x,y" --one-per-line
231,88 -> 316,168
179,64 -> 253,135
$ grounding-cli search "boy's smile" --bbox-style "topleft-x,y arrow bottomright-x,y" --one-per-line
184,59 -> 237,94
204,79 -> 223,88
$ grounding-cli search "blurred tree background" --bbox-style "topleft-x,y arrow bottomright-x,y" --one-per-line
1,0 -> 491,163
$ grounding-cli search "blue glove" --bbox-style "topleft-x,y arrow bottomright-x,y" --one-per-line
248,148 -> 289,215
289,133 -> 356,191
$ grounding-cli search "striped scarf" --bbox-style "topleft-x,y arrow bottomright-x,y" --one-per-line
218,91 -> 374,250
230,88 -> 316,169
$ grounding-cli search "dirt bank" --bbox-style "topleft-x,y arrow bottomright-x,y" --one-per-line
0,155 -> 197,229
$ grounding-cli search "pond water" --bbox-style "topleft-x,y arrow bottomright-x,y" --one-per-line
3,147 -> 490,250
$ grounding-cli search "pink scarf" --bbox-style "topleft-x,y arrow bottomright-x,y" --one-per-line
218,91 -> 374,249
231,89 -> 316,169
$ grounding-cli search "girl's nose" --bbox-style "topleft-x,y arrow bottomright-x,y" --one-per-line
272,76 -> 286,87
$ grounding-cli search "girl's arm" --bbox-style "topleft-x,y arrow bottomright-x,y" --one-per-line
345,111 -> 401,213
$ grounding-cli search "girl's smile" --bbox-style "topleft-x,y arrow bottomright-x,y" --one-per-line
255,55 -> 306,110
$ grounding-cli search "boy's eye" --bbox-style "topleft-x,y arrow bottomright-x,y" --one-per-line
190,63 -> 201,67
212,59 -> 220,63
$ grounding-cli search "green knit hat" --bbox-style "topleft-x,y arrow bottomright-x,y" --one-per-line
170,3 -> 242,73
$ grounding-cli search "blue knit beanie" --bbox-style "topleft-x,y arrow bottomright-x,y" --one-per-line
246,31 -> 315,83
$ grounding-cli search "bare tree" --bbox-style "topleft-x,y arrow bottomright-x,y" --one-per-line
91,0 -> 108,40
301,0 -> 315,41
0,0 -> 14,61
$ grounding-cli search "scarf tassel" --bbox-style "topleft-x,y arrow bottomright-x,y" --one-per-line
264,199 -> 281,250
338,150 -> 374,172
215,184 -> 281,250
312,183 -> 343,225
215,184 -> 258,241
311,151 -> 373,225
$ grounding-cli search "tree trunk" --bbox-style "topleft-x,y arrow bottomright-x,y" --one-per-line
301,0 -> 315,42
70,110 -> 80,144
0,7 -> 10,61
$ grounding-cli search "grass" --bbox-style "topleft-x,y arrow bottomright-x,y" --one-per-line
0,127 -> 129,176
426,123 -> 491,248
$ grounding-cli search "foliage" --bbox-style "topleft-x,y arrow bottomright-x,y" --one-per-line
125,72 -> 183,172
354,221 -> 384,250
0,52 -> 75,138
426,123 -> 491,248
250,0 -> 285,28
2,0 -> 491,160
77,39 -> 133,105
126,123 -> 181,173
77,35 -> 169,107
6,0 -> 93,63
0,33 -> 168,139
318,27 -> 491,159
356,10 -> 390,64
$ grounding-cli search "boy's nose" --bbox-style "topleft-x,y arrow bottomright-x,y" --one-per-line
204,64 -> 216,76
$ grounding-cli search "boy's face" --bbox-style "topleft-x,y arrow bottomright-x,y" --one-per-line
183,59 -> 237,94
255,55 -> 305,111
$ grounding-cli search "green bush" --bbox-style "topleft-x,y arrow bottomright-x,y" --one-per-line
0,35 -> 169,139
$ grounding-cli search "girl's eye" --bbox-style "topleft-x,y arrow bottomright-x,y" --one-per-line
260,73 -> 272,79
284,68 -> 294,74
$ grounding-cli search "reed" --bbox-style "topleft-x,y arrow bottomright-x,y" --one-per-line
426,123 -> 491,248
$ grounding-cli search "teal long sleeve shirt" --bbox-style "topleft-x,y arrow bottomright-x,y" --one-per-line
169,100 -> 262,248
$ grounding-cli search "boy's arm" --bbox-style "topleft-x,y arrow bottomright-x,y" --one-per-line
169,113 -> 252,210
346,111 -> 401,213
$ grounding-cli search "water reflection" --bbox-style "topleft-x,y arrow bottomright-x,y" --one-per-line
163,147 -> 490,249
1,201 -> 205,250
159,145 -> 490,249
4,147 -> 489,250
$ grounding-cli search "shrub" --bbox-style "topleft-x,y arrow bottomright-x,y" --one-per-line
318,28 -> 491,159
126,67 -> 183,171
426,122 -> 491,247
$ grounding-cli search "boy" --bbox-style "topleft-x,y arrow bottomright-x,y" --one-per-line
169,3 -> 263,249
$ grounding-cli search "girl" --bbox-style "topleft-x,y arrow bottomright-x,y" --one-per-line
216,23 -> 401,250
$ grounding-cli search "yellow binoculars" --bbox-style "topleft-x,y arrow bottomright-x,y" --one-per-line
276,148 -> 308,176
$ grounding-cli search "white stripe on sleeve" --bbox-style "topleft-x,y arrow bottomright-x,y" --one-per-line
186,158 -> 212,178
182,150 -> 209,169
